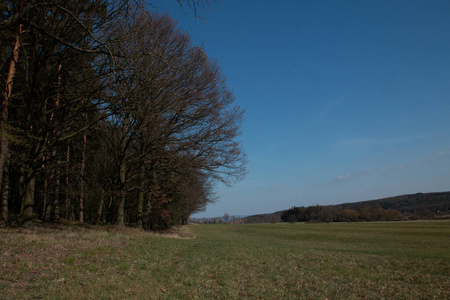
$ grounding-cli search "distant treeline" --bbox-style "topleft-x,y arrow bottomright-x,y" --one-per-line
338,192 -> 450,216
232,192 -> 450,224
282,192 -> 450,223
281,204 -> 405,223
191,212 -> 283,224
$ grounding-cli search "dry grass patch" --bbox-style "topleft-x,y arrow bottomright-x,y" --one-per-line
0,222 -> 196,299
0,220 -> 449,299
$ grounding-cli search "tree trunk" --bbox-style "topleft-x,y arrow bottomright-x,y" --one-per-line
106,194 -> 113,224
96,188 -> 105,225
0,26 -> 21,192
51,65 -> 61,223
144,192 -> 153,230
116,114 -> 130,227
53,165 -> 60,222
137,164 -> 145,229
65,140 -> 71,220
116,160 -> 126,227
19,167 -> 36,227
43,174 -> 52,221
137,190 -> 144,229
0,159 -> 9,222
79,132 -> 86,223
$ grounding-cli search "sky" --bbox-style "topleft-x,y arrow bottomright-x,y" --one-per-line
151,0 -> 450,218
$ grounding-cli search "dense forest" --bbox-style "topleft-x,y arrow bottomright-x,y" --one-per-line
338,192 -> 450,215
231,192 -> 450,224
280,192 -> 450,223
0,0 -> 246,229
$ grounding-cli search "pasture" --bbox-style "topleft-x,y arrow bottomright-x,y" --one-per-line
1,220 -> 449,299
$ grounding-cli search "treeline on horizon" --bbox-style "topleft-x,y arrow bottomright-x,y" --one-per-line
280,192 -> 450,223
194,192 -> 450,224
281,204 -> 405,223
0,1 -> 246,229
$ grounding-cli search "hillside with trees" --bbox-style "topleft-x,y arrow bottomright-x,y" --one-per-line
234,192 -> 450,224
338,192 -> 450,217
0,0 -> 246,229
280,192 -> 450,223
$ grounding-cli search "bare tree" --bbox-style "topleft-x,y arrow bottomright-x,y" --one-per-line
1,0 -> 240,228
105,12 -> 245,227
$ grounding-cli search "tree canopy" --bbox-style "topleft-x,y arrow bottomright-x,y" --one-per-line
0,0 -> 246,228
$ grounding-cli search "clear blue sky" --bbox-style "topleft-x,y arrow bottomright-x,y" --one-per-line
153,0 -> 450,218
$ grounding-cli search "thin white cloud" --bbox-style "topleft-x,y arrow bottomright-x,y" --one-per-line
266,184 -> 284,192
385,165 -> 405,171
316,98 -> 345,119
335,169 -> 374,181
334,165 -> 405,182
421,149 -> 450,165
333,138 -> 377,148
332,134 -> 426,148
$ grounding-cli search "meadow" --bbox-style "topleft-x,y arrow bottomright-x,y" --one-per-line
1,220 -> 449,299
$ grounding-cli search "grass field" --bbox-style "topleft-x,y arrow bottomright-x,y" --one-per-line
1,220 -> 449,299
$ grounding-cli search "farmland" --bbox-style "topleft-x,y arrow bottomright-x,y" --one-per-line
1,220 -> 449,299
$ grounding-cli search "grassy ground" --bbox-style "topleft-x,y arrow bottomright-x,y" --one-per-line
0,220 -> 449,299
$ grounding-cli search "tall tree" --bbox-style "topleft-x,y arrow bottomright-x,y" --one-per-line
105,12 -> 246,227
1,1 -> 242,228
1,0 -> 115,226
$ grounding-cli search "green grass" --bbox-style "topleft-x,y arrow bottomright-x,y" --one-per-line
1,221 -> 449,299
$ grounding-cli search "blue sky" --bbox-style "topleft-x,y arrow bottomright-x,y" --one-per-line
153,0 -> 450,217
